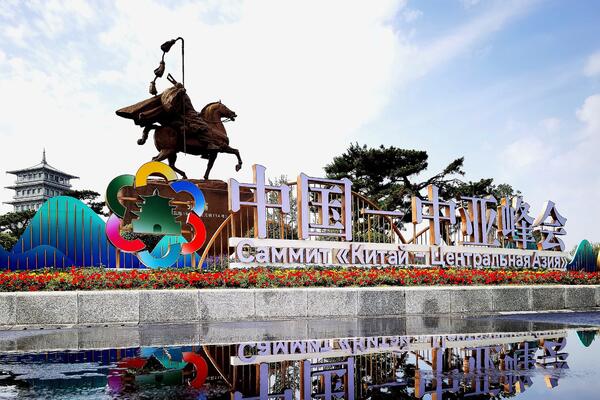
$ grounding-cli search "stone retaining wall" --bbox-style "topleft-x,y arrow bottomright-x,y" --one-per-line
0,285 -> 598,328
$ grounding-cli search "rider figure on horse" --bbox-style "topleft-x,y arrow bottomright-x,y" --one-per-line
114,37 -> 243,180
160,83 -> 211,145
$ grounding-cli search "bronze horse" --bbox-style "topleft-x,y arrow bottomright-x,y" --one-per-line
116,88 -> 242,180
137,101 -> 242,179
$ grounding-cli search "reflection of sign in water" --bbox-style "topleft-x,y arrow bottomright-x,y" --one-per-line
228,164 -> 571,269
233,363 -> 293,400
304,358 -> 354,400
231,329 -> 576,399
0,328 -> 587,398
108,348 -> 208,391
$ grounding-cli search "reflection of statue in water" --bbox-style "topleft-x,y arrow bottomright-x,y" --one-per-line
116,37 -> 242,180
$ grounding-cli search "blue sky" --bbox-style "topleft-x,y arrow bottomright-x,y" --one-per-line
0,0 -> 599,247
368,0 -> 600,158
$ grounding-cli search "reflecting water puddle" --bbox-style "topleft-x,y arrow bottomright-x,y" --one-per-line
0,316 -> 598,399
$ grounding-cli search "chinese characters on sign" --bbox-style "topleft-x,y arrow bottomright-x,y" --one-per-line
412,185 -> 456,246
497,197 -> 536,249
297,173 -> 352,240
228,165 -> 568,268
229,164 -> 291,239
533,201 -> 568,251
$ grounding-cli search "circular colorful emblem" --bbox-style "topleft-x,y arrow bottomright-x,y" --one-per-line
105,162 -> 206,268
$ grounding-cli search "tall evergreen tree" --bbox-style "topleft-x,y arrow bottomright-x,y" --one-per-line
324,143 -> 518,217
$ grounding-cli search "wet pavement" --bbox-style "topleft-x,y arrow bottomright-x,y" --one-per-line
0,311 -> 597,399
494,310 -> 600,326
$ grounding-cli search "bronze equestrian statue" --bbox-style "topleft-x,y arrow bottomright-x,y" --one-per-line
116,80 -> 242,180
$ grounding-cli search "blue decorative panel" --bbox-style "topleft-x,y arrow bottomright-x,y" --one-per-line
0,196 -> 172,270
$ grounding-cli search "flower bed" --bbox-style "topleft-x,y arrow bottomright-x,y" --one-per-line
0,267 -> 598,291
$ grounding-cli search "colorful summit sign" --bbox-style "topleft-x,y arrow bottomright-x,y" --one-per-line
226,164 -> 571,270
105,161 -> 207,268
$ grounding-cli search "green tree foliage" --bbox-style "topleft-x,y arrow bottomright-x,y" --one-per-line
0,232 -> 17,250
63,189 -> 106,215
0,210 -> 36,250
324,143 -> 519,216
0,210 -> 36,238
445,179 -> 521,200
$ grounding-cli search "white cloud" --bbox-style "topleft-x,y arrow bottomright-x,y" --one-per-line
584,50 -> 600,77
540,117 -> 560,133
497,94 -> 600,247
501,136 -> 553,168
402,9 -> 423,23
0,1 -> 17,19
0,0 -> 538,220
1,0 -> 96,45
3,24 -> 28,46
576,94 -> 600,133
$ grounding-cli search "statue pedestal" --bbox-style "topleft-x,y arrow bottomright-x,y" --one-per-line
190,179 -> 231,245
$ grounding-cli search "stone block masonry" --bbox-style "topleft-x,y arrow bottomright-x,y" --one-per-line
0,285 -> 597,328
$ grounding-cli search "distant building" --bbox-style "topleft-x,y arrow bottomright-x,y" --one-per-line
4,150 -> 78,212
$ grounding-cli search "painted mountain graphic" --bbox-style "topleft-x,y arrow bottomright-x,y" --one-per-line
0,245 -> 8,261
567,239 -> 597,272
2,245 -> 73,269
2,197 -> 135,269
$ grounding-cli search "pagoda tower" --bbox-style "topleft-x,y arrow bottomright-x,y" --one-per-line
4,150 -> 79,212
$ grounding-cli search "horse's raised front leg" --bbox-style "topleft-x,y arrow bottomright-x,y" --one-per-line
222,146 -> 243,172
168,153 -> 187,179
138,124 -> 159,145
204,152 -> 217,180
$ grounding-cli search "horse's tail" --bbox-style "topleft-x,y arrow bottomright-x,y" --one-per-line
137,124 -> 160,145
